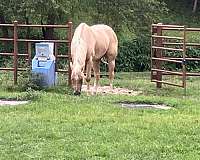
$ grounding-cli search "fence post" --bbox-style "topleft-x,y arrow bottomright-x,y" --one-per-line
27,42 -> 32,66
151,25 -> 157,80
67,21 -> 73,86
156,23 -> 163,88
13,21 -> 18,85
54,43 -> 58,72
183,26 -> 187,95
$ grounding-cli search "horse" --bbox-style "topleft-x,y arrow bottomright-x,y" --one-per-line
70,23 -> 118,95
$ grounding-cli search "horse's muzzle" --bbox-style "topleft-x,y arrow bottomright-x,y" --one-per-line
74,91 -> 81,96
73,79 -> 83,96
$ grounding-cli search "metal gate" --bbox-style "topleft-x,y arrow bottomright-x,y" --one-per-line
151,23 -> 200,94
0,21 -> 72,85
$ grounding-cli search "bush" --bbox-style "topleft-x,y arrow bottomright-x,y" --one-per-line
116,37 -> 151,72
164,48 -> 200,72
0,72 -> 15,91
186,48 -> 200,71
17,87 -> 42,101
17,69 -> 46,91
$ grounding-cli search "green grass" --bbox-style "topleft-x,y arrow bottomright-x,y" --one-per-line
0,72 -> 200,159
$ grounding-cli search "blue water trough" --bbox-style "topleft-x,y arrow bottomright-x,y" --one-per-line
32,42 -> 56,87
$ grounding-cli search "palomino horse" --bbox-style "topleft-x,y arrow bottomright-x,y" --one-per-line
70,23 -> 118,95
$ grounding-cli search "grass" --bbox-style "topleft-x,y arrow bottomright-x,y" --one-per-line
0,72 -> 200,159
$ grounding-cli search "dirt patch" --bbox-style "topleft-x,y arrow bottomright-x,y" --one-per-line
0,100 -> 29,106
82,85 -> 142,96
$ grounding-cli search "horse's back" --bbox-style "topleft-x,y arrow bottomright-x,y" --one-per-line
72,23 -> 93,46
91,24 -> 117,43
91,24 -> 118,59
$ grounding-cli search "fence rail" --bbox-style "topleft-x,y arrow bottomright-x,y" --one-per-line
151,23 -> 200,94
0,21 -> 73,85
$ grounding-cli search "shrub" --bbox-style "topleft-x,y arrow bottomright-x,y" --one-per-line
17,87 -> 41,101
164,48 -> 200,72
116,37 -> 151,72
17,69 -> 46,91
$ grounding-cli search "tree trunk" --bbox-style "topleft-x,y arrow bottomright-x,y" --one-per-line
0,13 -> 9,52
41,12 -> 56,40
0,14 -> 8,38
26,17 -> 30,39
193,0 -> 198,13
41,19 -> 46,39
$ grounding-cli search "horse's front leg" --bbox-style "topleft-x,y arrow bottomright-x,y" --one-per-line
93,60 -> 100,94
85,59 -> 92,95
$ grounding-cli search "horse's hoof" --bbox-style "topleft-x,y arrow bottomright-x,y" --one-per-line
87,92 -> 92,96
91,91 -> 97,95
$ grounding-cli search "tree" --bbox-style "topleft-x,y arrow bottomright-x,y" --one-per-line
82,0 -> 168,37
193,0 -> 198,13
0,0 -> 168,39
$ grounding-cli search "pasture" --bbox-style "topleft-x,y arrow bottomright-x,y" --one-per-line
0,72 -> 200,159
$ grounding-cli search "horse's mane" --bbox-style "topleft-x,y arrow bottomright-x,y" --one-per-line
71,23 -> 88,68
73,23 -> 87,44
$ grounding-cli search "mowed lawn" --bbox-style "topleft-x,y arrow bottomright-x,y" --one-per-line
0,72 -> 200,160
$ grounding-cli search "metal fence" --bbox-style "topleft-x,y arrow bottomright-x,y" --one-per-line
0,21 -> 73,86
151,23 -> 200,94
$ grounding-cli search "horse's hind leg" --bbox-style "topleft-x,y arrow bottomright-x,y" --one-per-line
93,60 -> 100,94
107,44 -> 117,89
108,59 -> 115,89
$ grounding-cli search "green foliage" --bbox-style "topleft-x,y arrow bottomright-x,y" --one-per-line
116,37 -> 150,72
186,48 -> 200,71
164,48 -> 200,72
0,0 -> 168,73
1,0 -> 200,73
0,72 -> 15,91
17,87 -> 41,101
162,0 -> 200,27
0,69 -> 47,92
0,0 -> 167,35
17,70 -> 47,91
0,72 -> 41,101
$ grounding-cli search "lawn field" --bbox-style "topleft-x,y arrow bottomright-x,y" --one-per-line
0,72 -> 200,159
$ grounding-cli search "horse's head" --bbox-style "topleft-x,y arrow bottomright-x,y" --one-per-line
70,62 -> 85,96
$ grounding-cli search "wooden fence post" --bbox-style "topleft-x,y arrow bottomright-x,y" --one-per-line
27,42 -> 32,66
182,26 -> 187,95
156,23 -> 163,88
67,21 -> 73,87
13,21 -> 18,85
151,25 -> 157,80
54,43 -> 58,72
